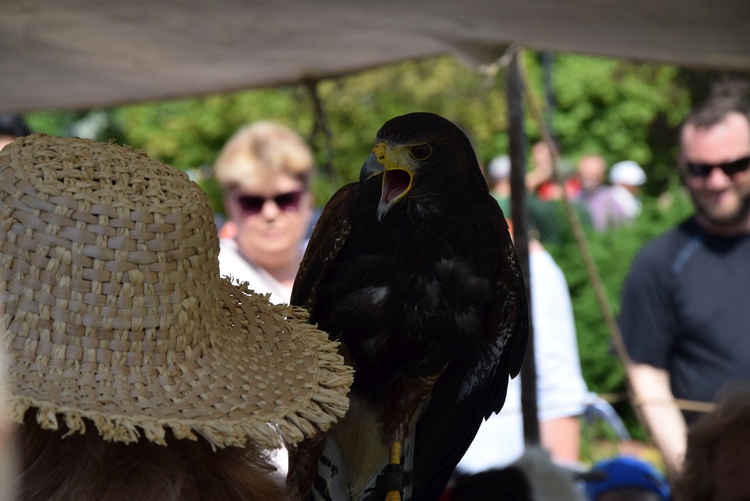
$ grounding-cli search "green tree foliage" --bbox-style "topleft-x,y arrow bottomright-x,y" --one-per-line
313,57 -> 509,182
519,53 -> 692,195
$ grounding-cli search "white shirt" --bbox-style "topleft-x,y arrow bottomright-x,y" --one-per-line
218,237 -> 293,305
457,248 -> 590,473
218,236 -> 297,476
608,184 -> 641,219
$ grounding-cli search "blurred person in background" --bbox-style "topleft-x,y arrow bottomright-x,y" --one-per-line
575,154 -> 609,228
487,154 -> 513,208
585,160 -> 647,231
577,154 -> 608,201
0,113 -> 32,150
619,83 -> 750,479
487,152 -> 591,244
605,160 -> 646,227
526,140 -> 561,201
214,121 -> 315,305
526,140 -> 581,201
585,456 -> 670,501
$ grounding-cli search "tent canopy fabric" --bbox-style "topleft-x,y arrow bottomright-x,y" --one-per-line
2,0 -> 748,113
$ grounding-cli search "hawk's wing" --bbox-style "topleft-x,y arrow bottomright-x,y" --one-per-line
412,198 -> 529,501
291,183 -> 356,314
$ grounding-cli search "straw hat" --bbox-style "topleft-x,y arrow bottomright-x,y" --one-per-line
0,134 -> 352,449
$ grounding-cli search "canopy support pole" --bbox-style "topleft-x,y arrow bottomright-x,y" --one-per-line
506,48 -> 540,448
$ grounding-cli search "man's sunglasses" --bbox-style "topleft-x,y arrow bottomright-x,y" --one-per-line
235,190 -> 304,215
685,156 -> 750,178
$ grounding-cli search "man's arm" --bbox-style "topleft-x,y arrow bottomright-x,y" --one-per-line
530,245 -> 589,466
627,362 -> 687,479
540,416 -> 581,465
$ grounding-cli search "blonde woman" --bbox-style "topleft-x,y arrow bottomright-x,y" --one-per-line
214,122 -> 315,305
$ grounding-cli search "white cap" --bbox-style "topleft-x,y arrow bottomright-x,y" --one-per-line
488,154 -> 511,180
609,160 -> 646,186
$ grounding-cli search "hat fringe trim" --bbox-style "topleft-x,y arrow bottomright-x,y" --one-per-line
6,313 -> 353,451
270,303 -> 354,446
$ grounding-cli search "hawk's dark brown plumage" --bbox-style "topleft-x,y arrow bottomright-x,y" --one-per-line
287,112 -> 528,501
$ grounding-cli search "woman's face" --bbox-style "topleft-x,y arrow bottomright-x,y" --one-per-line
226,173 -> 313,270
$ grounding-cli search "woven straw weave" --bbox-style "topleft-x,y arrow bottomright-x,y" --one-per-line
0,134 -> 352,449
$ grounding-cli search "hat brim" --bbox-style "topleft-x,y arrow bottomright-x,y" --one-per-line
4,278 -> 352,449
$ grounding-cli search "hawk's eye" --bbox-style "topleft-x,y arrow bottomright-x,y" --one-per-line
410,144 -> 432,161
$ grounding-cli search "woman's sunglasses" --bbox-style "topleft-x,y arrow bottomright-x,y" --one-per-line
685,156 -> 750,178
235,190 -> 304,216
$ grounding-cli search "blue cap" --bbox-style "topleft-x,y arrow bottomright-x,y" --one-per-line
585,456 -> 670,501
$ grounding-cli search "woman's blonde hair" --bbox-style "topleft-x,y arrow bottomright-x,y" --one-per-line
214,121 -> 313,191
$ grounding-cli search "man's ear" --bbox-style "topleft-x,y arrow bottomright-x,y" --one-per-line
676,152 -> 688,188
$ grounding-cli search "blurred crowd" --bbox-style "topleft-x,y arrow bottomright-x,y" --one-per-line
487,140 -> 648,246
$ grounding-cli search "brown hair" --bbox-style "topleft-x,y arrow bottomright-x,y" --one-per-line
682,80 -> 750,131
213,121 -> 314,191
0,353 -> 16,501
14,412 -> 286,501
672,382 -> 750,501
